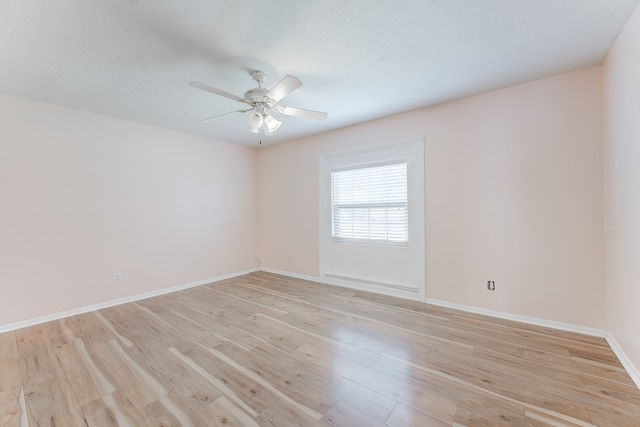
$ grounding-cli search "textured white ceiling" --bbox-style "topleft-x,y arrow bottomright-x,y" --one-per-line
1,0 -> 638,146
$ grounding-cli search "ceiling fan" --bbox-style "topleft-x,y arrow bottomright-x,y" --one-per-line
189,71 -> 328,135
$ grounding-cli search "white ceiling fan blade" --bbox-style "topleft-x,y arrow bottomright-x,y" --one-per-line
200,109 -> 251,123
266,75 -> 302,103
279,106 -> 328,121
189,82 -> 249,104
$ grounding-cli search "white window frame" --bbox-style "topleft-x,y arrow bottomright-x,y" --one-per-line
319,137 -> 425,300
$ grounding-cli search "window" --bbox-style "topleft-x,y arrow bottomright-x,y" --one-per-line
319,137 -> 424,300
331,161 -> 408,245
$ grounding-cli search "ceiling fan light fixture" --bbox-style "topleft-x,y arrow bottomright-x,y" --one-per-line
246,122 -> 260,133
247,110 -> 264,128
263,114 -> 282,135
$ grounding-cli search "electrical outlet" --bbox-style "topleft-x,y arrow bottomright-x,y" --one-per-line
487,280 -> 495,291
114,273 -> 123,284
287,253 -> 296,261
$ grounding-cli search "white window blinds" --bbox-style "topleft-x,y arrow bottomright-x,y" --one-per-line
331,162 -> 408,245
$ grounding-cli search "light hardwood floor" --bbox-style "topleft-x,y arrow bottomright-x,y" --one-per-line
1,271 -> 639,426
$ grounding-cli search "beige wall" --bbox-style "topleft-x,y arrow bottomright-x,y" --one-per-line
603,5 -> 640,372
259,67 -> 606,329
0,94 -> 259,327
0,59 -> 613,338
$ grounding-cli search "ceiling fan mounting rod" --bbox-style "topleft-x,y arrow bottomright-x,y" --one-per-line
251,70 -> 267,87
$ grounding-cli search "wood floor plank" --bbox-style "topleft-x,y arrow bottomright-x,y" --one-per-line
385,402 -> 451,427
208,342 -> 329,419
88,339 -> 162,411
81,391 -> 148,427
449,313 -> 609,358
162,295 -> 265,352
194,285 -> 288,318
241,331 -> 397,423
99,304 -> 160,346
588,406 -> 640,427
65,312 -> 118,343
454,401 -> 525,426
4,272 -> 640,426
16,324 -> 88,425
108,338 -> 169,400
524,408 -> 589,427
381,337 -> 595,423
16,325 -> 59,388
319,401 -> 387,427
53,338 -> 116,406
471,344 -> 640,419
94,311 -> 135,347
280,310 -> 391,354
168,344 -> 266,418
258,403 -> 324,427
252,312 -> 348,354
296,342 -> 459,424
142,393 -> 209,427
569,346 -> 626,368
44,318 -> 72,345
23,379 -> 87,426
197,396 -> 261,427
135,303 -> 226,351
0,387 -> 27,427
339,341 -> 538,425
206,280 -> 298,313
0,332 -> 21,392
523,348 -> 634,386
127,339 -> 225,412
119,303 -> 186,348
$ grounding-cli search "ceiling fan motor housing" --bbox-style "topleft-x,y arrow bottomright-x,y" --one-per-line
244,87 -> 270,104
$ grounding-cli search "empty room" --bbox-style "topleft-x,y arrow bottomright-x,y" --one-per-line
1,1 -> 640,426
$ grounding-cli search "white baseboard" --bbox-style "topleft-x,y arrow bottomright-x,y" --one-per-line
0,269 -> 255,334
425,297 -> 608,338
259,267 -> 320,283
606,333 -> 640,390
